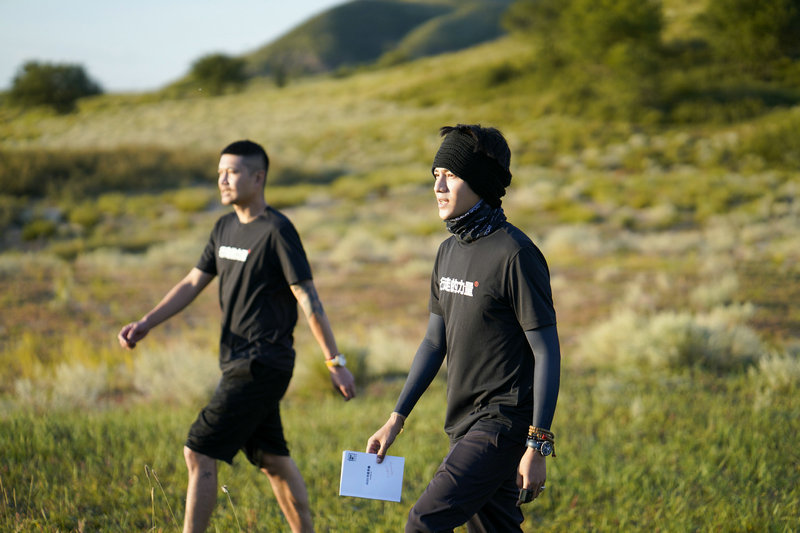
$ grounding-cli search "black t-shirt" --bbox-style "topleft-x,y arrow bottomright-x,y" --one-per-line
196,207 -> 312,371
429,222 -> 556,440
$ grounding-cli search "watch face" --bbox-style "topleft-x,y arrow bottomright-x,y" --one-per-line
540,441 -> 553,456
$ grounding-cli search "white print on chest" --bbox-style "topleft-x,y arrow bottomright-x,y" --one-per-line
440,276 -> 478,297
219,245 -> 250,262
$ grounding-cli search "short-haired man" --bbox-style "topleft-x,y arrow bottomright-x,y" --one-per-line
118,140 -> 355,533
366,125 -> 561,532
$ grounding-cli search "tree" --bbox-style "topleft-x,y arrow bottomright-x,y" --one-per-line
189,53 -> 247,96
504,0 -> 663,70
561,0 -> 663,66
9,61 -> 102,113
700,0 -> 800,65
504,0 -> 566,55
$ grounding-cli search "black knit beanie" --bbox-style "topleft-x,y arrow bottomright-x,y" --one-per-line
431,126 -> 512,208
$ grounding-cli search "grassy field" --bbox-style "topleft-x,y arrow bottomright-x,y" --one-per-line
2,371 -> 798,531
1,27 -> 799,532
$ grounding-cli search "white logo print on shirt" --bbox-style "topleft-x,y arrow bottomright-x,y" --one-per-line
219,246 -> 250,262
440,276 -> 477,297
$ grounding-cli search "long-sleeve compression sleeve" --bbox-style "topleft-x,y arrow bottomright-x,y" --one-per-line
394,313 -> 447,417
526,325 -> 561,430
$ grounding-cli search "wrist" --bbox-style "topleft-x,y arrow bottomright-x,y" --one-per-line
325,354 -> 346,368
389,412 -> 406,429
525,437 -> 555,457
526,426 -> 556,457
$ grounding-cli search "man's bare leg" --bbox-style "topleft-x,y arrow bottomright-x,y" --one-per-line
183,446 -> 217,533
260,454 -> 314,533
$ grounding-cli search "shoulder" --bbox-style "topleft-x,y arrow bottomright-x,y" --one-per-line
264,206 -> 298,231
218,211 -> 238,224
211,211 -> 238,231
490,222 -> 536,251
494,223 -> 549,266
262,207 -> 306,250
434,235 -> 458,257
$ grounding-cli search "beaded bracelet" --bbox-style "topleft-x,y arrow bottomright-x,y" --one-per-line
528,425 -> 555,442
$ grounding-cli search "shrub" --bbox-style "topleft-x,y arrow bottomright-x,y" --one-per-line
750,349 -> 800,397
578,308 -> 764,372
132,342 -> 218,404
699,0 -> 800,65
265,185 -> 317,209
169,187 -> 215,213
68,202 -> 103,229
8,61 -> 102,113
189,53 -> 247,96
21,219 -> 58,241
505,0 -> 663,69
0,148 -> 211,199
0,195 -> 24,231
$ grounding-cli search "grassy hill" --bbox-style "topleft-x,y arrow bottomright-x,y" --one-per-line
0,5 -> 799,530
242,0 -> 512,77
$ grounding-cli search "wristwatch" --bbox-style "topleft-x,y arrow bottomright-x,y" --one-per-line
526,438 -> 554,457
325,354 -> 347,368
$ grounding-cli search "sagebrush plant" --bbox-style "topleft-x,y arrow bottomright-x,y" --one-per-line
750,348 -> 800,406
577,306 -> 764,372
690,272 -> 740,309
132,341 -> 219,404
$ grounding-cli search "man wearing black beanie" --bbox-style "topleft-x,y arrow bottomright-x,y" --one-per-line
367,125 -> 562,532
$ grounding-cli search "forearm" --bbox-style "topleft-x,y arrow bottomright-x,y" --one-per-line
142,268 -> 210,329
291,280 -> 339,358
305,309 -> 339,358
394,313 -> 446,417
526,325 -> 561,430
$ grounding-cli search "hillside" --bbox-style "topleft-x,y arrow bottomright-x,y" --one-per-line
242,0 -> 513,77
0,4 -> 799,530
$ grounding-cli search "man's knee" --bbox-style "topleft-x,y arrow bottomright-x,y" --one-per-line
405,502 -> 466,533
405,506 -> 432,533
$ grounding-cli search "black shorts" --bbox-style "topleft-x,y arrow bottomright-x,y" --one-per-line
185,357 -> 293,466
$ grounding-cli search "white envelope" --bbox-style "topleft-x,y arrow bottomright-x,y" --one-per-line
339,450 -> 405,502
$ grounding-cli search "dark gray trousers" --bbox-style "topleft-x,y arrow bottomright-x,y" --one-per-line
405,429 -> 527,533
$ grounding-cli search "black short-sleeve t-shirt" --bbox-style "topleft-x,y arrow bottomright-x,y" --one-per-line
196,207 -> 312,371
429,222 -> 556,440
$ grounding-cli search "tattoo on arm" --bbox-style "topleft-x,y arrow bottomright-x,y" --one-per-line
295,281 -> 325,318
201,470 -> 214,480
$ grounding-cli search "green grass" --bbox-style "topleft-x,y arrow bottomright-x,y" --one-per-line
1,374 -> 797,532
1,9 -> 799,531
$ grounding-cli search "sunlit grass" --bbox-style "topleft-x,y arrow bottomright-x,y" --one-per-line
1,22 -> 799,532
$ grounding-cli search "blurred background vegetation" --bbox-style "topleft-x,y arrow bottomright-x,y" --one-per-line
0,0 -> 798,531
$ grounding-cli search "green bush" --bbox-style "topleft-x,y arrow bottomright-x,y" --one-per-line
8,61 -> 102,113
0,195 -> 24,231
189,53 -> 247,96
0,148 -> 212,199
169,187 -> 215,213
266,184 -> 317,208
578,308 -> 764,372
68,202 -> 103,229
699,0 -> 800,65
21,219 -> 58,241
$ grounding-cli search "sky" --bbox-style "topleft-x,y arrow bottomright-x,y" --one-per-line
0,0 -> 347,92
